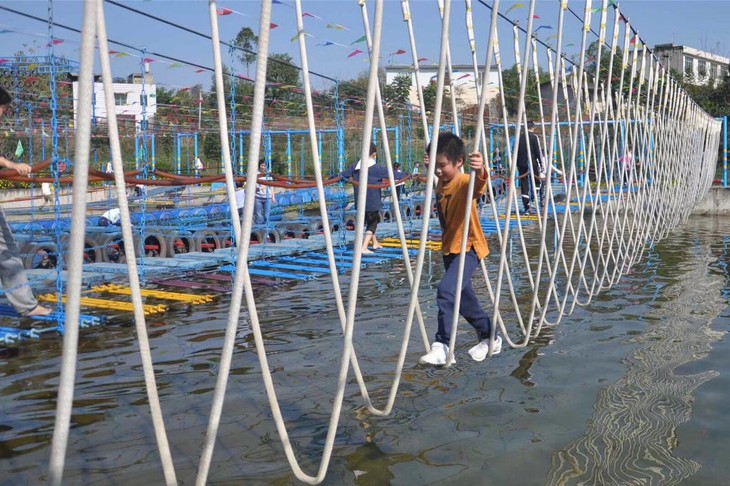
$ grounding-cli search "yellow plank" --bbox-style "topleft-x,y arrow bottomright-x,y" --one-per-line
39,294 -> 167,315
93,284 -> 213,305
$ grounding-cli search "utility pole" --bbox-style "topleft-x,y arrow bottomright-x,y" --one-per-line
197,90 -> 203,130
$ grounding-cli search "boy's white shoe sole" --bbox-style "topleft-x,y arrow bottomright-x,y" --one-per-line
419,342 -> 456,366
468,336 -> 503,362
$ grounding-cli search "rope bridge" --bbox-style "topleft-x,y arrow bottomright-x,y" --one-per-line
43,0 -> 719,484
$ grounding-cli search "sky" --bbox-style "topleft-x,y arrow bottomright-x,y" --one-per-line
2,0 -> 730,93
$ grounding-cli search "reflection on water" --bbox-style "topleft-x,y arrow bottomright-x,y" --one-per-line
1,218 -> 729,485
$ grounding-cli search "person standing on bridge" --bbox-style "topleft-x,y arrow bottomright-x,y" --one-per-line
342,142 -> 389,254
419,132 -> 501,366
0,86 -> 52,317
254,159 -> 276,226
515,121 -> 545,215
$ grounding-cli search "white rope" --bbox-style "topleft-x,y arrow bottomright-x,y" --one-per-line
209,0 -> 241,243
196,0 -> 271,483
47,1 -> 96,483
48,1 -> 724,484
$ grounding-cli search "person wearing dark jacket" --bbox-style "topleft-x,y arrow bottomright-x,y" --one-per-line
515,121 -> 545,214
342,142 -> 389,254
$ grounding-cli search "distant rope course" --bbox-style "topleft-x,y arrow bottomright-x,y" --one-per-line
43,0 -> 719,484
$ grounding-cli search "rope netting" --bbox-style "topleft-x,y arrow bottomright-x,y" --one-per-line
46,0 -> 720,484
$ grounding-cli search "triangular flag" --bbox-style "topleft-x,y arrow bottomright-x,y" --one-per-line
143,58 -> 155,63
15,140 -> 24,159
417,57 -> 428,62
457,73 -> 471,80
46,39 -> 63,46
320,41 -> 335,47
391,49 -> 406,55
533,15 -> 540,19
535,25 -> 553,33
217,8 -> 233,15
347,49 -> 363,59
114,52 -> 129,58
351,35 -> 367,45
168,63 -> 182,69
302,12 -> 320,19
270,23 -> 278,29
326,23 -> 347,31
505,3 -> 524,15
195,69 -> 206,73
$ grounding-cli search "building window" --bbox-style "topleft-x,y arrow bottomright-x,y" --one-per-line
698,60 -> 707,77
140,94 -> 148,107
684,57 -> 693,76
114,93 -> 126,106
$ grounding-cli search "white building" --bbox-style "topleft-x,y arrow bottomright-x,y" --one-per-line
653,44 -> 729,87
385,64 -> 500,109
71,66 -> 157,130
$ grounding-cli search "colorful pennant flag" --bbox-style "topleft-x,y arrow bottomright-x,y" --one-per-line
391,49 -> 406,56
217,8 -> 233,15
270,23 -> 279,29
351,35 -> 367,45
505,3 -> 524,15
535,25 -> 553,34
347,49 -> 363,59
417,57 -> 428,63
143,57 -> 155,63
290,32 -> 313,42
15,140 -> 24,159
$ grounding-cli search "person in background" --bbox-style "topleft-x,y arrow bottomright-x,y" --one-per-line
194,156 -> 204,178
34,249 -> 54,270
393,162 -> 407,200
40,182 -> 54,211
341,142 -> 389,254
254,160 -> 276,225
419,132 -> 501,366
0,86 -> 53,317
235,181 -> 246,218
99,207 -> 121,227
515,121 -> 545,215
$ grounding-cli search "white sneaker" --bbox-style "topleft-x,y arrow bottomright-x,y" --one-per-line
468,335 -> 502,362
419,342 -> 455,365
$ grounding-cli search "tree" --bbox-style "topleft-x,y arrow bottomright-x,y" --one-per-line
382,74 -> 412,110
232,27 -> 258,77
266,53 -> 300,107
499,64 -> 543,119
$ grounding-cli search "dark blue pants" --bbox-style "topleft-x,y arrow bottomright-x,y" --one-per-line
435,250 -> 493,345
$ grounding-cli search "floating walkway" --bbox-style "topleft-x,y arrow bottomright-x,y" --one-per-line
2,186 -> 595,346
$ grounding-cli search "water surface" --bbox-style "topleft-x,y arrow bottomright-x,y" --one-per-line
1,217 -> 729,485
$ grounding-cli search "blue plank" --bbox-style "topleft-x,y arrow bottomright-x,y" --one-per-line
250,261 -> 338,274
